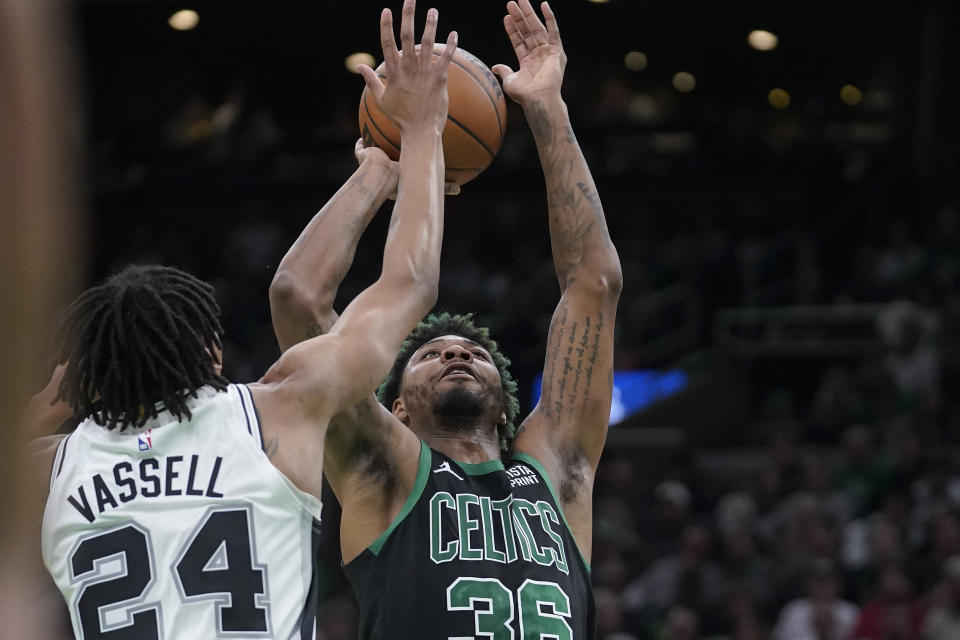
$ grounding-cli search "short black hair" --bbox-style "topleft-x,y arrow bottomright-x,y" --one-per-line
52,264 -> 228,430
377,312 -> 520,450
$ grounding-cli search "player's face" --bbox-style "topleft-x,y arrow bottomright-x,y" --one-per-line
400,335 -> 505,422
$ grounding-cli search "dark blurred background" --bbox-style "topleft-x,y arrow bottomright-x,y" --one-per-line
64,0 -> 960,638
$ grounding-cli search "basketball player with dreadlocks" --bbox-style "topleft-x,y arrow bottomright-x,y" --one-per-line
34,4 -> 456,637
269,2 -> 621,637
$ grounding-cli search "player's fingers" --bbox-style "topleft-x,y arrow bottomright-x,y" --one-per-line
398,0 -> 416,57
507,0 -> 540,51
358,64 -> 386,102
541,1 -> 562,47
506,2 -> 530,37
491,63 -> 515,80
420,7 -> 438,58
503,15 -> 529,62
518,0 -> 548,46
438,30 -> 458,66
379,8 -> 399,67
444,183 -> 461,196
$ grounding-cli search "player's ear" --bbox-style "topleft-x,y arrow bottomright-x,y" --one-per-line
392,397 -> 410,424
498,411 -> 506,426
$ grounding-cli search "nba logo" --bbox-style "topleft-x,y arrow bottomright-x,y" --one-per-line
138,429 -> 153,451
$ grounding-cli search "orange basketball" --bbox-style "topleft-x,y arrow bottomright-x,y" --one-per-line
358,45 -> 507,186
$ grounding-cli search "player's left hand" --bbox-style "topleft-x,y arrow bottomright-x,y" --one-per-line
23,363 -> 72,437
355,137 -> 398,173
492,0 -> 566,107
354,138 -> 460,198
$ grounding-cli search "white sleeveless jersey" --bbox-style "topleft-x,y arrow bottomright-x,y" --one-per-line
42,384 -> 323,640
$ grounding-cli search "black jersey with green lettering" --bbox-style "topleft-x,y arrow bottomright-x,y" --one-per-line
343,441 -> 595,639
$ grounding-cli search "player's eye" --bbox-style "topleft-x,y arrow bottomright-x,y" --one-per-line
422,350 -> 440,359
472,350 -> 488,360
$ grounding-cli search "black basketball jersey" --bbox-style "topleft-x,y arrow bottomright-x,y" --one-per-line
343,441 -> 595,639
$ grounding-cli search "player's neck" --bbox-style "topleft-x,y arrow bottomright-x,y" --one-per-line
418,426 -> 501,464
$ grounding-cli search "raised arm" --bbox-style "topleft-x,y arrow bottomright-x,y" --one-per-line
269,143 -> 399,352
262,0 -> 455,413
495,1 -> 622,473
250,1 -> 455,501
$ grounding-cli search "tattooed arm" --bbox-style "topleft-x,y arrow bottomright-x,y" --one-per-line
269,141 -> 399,352
494,0 -> 621,557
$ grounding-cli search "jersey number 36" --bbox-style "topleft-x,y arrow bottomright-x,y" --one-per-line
447,577 -> 573,640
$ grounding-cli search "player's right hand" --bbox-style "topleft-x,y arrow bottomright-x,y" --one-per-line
357,0 -> 457,134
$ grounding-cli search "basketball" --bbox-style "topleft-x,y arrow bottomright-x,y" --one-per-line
359,45 -> 508,186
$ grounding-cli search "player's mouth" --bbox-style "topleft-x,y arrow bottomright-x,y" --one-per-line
439,363 -> 477,381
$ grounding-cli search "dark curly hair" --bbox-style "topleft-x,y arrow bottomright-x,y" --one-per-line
377,312 -> 520,450
52,264 -> 228,430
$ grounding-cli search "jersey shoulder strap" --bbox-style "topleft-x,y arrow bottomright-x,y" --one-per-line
48,433 -> 72,491
230,383 -> 265,451
366,439 -> 431,555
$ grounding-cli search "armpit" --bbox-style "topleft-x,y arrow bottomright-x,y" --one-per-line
327,397 -> 401,498
558,443 -> 589,505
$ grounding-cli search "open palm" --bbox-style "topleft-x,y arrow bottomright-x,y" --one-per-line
492,0 -> 567,106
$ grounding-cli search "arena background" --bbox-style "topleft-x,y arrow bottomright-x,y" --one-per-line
53,0 -> 960,638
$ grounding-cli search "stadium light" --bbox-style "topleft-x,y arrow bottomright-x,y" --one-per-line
672,72 -> 695,93
624,51 -> 648,72
748,30 -> 778,51
168,9 -> 199,31
768,88 -> 790,109
840,84 -> 863,106
345,52 -> 376,74
587,0 -> 610,4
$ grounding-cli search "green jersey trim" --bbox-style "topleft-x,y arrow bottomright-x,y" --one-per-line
510,451 -> 591,572
368,439 -> 432,555
452,458 -> 506,476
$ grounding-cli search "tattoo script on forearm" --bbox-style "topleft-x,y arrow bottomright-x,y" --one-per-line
540,302 -> 607,420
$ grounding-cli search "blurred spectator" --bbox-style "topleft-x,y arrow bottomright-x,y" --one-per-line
595,587 -> 638,640
772,558 -> 859,640
638,480 -> 696,558
835,424 -> 894,517
913,511 -> 960,593
659,606 -> 700,640
922,556 -> 960,640
843,516 -> 905,602
850,563 -> 923,639
717,526 -> 776,614
878,302 -> 941,417
623,525 -> 725,626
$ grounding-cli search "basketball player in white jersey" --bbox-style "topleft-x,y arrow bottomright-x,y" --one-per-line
34,3 -> 456,637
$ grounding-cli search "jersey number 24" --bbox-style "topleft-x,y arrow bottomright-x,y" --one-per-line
68,505 -> 270,639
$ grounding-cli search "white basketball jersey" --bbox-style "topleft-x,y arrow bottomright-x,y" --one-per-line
42,384 -> 323,640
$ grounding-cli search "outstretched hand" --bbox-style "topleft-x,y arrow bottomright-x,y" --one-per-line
356,0 -> 458,133
492,0 -> 566,107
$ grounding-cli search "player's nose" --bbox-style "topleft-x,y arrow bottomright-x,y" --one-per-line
441,345 -> 472,361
